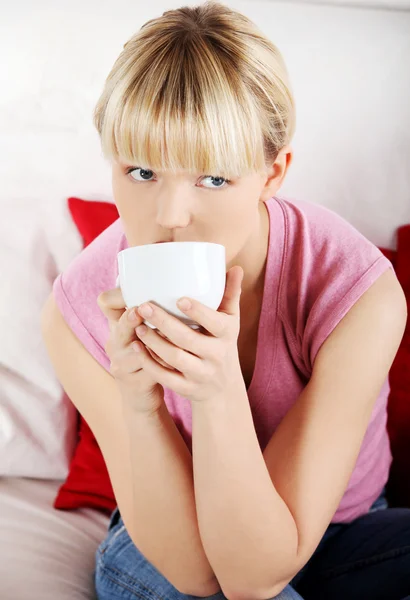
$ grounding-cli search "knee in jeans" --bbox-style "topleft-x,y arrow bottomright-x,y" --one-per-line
96,522 -> 226,599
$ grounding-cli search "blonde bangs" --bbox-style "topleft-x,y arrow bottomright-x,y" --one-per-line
93,1 -> 295,179
98,50 -> 266,178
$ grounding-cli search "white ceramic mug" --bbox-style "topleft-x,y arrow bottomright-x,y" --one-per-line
117,242 -> 226,329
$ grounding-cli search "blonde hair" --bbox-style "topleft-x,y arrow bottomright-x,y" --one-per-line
93,1 -> 295,179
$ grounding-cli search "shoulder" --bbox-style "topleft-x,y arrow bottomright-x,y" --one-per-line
57,217 -> 126,295
272,195 -> 391,289
270,196 -> 395,372
52,217 -> 127,371
275,196 -> 376,252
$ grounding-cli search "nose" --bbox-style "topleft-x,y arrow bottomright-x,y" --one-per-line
155,184 -> 191,231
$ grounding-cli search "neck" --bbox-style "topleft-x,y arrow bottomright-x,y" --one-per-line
229,201 -> 270,309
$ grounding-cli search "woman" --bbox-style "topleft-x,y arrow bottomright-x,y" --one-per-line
42,2 -> 409,599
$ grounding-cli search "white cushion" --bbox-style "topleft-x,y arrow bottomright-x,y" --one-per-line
0,198 -> 82,477
0,477 -> 110,600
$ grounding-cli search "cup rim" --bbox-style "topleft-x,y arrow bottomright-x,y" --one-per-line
118,241 -> 225,255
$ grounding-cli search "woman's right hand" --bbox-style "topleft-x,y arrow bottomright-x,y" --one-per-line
97,286 -> 165,414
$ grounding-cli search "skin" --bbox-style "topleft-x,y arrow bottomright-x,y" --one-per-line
111,150 -> 291,318
111,150 -> 291,393
42,147 -> 407,599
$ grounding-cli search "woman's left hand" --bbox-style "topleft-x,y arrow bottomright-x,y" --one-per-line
134,265 -> 245,403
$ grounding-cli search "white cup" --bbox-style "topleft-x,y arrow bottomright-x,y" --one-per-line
117,242 -> 226,329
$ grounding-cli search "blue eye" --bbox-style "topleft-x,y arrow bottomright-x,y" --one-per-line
126,167 -> 231,189
126,167 -> 155,182
200,176 -> 231,189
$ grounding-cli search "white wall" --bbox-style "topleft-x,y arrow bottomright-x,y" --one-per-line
269,0 -> 410,9
1,0 -> 409,248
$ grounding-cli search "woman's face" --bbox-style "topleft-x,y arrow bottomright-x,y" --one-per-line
111,149 -> 291,266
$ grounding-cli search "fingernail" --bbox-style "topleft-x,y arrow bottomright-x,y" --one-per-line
139,303 -> 153,318
128,309 -> 136,322
177,298 -> 191,311
136,325 -> 147,337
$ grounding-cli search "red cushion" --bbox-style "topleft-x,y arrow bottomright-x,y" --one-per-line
382,226 -> 410,507
67,196 -> 119,248
54,198 -> 119,514
56,199 -> 410,513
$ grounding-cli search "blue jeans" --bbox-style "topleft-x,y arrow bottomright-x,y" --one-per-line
94,490 -> 410,599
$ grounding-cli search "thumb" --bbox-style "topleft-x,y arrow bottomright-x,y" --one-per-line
218,266 -> 244,316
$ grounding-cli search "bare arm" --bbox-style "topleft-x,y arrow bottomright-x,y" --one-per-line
111,265 -> 405,599
191,269 -> 406,599
41,293 -> 220,597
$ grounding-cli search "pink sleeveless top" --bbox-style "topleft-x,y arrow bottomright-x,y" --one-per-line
53,196 -> 394,523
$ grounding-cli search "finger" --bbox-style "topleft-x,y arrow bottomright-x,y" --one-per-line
149,332 -> 178,368
110,343 -> 169,396
115,304 -> 145,346
137,303 -> 208,355
217,266 -> 243,316
97,287 -> 127,322
136,324 -> 202,376
112,343 -> 164,396
176,266 -> 243,336
138,348 -> 190,397
176,294 -> 232,338
146,346 -> 176,370
110,342 -> 145,376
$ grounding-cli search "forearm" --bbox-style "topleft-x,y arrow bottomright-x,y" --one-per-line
191,388 -> 299,599
122,397 -> 220,597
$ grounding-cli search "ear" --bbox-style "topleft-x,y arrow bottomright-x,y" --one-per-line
259,145 -> 293,203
